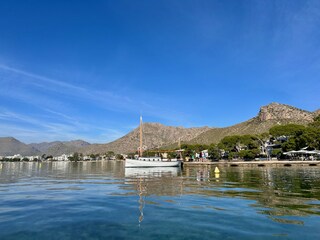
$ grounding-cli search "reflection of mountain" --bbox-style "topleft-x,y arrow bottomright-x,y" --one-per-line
0,161 -> 125,183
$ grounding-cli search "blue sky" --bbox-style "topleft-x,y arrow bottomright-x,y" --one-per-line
0,0 -> 319,143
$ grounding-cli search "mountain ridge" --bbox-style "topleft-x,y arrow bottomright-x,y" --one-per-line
1,103 -> 318,156
0,137 -> 41,156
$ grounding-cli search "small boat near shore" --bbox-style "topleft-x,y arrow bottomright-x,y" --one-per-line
125,116 -> 181,168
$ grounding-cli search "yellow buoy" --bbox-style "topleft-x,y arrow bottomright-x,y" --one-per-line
215,172 -> 220,180
214,166 -> 220,173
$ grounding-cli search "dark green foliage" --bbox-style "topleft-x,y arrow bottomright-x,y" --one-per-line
271,149 -> 282,157
218,135 -> 260,158
239,149 -> 260,160
218,135 -> 241,151
115,154 -> 124,160
269,124 -> 305,137
208,144 -> 220,160
68,152 -> 80,161
89,153 -> 101,160
301,127 -> 320,149
11,158 -> 21,162
105,151 -> 115,159
268,121 -> 320,152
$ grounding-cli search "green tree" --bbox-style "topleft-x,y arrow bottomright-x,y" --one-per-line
301,127 -> 320,149
69,152 -> 80,161
269,124 -> 305,137
309,115 -> 320,129
106,151 -> 115,160
238,149 -> 260,160
208,144 -> 220,160
271,149 -> 282,158
115,154 -> 124,160
282,138 -> 298,152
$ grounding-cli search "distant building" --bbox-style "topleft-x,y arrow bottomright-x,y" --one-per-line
53,154 -> 71,161
196,150 -> 209,159
6,154 -> 22,159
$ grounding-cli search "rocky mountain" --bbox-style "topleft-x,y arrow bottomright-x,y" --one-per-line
189,102 -> 317,145
29,141 -> 61,153
258,102 -> 315,123
81,123 -> 210,154
29,140 -> 90,156
0,137 -> 41,156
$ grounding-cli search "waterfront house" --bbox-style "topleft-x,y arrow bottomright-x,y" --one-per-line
53,154 -> 71,161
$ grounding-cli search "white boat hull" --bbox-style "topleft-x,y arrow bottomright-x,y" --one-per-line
125,158 -> 181,168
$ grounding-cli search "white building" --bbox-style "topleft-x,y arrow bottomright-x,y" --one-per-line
53,154 -> 70,161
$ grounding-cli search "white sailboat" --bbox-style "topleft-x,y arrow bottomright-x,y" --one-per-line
125,116 -> 181,168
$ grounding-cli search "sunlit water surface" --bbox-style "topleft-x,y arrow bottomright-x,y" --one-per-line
0,161 -> 320,239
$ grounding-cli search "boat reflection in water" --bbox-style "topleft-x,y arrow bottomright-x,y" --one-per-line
124,167 -> 181,225
125,167 -> 179,179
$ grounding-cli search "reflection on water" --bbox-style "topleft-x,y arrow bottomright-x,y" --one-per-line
125,167 -> 179,178
0,161 -> 125,182
0,161 -> 320,239
124,167 -> 182,225
183,165 -> 320,219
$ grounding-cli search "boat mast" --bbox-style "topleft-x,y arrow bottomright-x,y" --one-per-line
178,137 -> 182,159
139,116 -> 143,157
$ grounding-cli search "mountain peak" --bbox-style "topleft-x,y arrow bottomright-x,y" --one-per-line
258,103 -> 314,122
314,109 -> 320,116
0,137 -> 18,141
0,137 -> 41,156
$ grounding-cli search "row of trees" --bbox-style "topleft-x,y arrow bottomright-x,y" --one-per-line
68,151 -> 124,161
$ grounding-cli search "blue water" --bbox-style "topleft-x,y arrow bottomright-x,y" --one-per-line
0,161 -> 320,239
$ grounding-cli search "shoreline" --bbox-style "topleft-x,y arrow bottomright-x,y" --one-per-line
1,159 -> 320,167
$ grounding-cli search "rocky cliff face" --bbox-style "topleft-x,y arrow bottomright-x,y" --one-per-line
258,102 -> 314,123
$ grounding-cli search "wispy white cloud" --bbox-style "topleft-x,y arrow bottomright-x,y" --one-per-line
0,64 -> 84,91
0,108 -> 126,143
0,64 -> 142,113
0,63 -> 188,124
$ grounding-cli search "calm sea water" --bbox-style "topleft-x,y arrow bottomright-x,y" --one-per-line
0,161 -> 319,239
